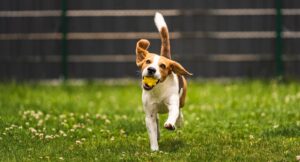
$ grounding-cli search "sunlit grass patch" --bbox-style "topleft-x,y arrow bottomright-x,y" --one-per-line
0,80 -> 299,161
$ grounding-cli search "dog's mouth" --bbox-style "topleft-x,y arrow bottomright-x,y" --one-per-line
142,76 -> 160,91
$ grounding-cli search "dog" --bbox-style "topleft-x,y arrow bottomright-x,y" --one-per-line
135,12 -> 192,151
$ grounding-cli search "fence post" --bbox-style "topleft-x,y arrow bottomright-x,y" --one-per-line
61,0 -> 68,80
275,0 -> 284,77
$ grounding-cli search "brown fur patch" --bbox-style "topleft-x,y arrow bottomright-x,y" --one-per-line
179,76 -> 187,108
160,27 -> 171,59
136,39 -> 150,67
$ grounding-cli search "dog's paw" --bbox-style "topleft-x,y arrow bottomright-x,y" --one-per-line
151,146 -> 159,151
164,123 -> 175,131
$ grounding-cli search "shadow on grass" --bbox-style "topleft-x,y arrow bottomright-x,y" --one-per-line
263,124 -> 300,137
159,137 -> 185,152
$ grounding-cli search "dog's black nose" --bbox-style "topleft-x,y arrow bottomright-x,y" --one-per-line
147,67 -> 156,75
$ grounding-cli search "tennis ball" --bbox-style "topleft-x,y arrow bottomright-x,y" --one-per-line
143,76 -> 158,87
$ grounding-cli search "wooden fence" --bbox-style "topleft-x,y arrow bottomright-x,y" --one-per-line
0,0 -> 299,80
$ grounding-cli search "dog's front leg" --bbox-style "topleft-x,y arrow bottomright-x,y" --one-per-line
145,111 -> 159,151
164,95 -> 180,130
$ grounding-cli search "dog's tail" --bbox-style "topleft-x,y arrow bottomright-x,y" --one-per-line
154,12 -> 171,59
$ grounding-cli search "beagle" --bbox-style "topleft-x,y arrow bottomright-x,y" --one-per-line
135,12 -> 192,151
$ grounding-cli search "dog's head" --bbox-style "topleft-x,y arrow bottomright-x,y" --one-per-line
136,39 -> 192,91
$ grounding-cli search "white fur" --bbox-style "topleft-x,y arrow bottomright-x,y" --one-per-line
154,12 -> 167,32
142,56 -> 182,151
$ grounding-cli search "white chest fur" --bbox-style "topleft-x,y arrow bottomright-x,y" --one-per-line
142,73 -> 179,114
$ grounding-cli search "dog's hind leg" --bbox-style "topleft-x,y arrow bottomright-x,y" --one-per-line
156,114 -> 160,140
175,110 -> 184,128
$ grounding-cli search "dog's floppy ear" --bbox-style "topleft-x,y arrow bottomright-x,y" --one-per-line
170,60 -> 193,76
136,39 -> 150,67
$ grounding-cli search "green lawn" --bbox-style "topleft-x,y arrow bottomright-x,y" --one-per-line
0,80 -> 299,161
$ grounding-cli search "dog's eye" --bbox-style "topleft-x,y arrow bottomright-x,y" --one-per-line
160,64 -> 166,69
146,60 -> 151,64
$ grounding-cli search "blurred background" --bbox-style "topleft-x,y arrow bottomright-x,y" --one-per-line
0,0 -> 299,80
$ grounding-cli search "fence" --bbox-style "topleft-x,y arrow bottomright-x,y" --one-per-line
0,0 -> 299,80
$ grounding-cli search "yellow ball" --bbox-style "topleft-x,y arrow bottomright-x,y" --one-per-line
143,76 -> 158,87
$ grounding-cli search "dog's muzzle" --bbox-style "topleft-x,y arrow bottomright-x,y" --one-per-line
142,76 -> 160,91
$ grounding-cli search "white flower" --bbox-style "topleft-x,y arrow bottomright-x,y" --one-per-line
75,140 -> 82,145
38,133 -> 44,139
45,135 -> 54,140
273,124 -> 279,129
249,135 -> 254,140
120,129 -> 126,134
37,120 -> 44,127
29,127 -> 37,133
95,114 -> 101,119
59,114 -> 66,119
105,119 -> 111,124
45,114 -> 51,121
122,115 -> 128,120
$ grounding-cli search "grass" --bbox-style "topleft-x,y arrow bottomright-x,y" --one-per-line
0,80 -> 299,161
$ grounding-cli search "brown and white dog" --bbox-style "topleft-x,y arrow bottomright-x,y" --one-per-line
135,12 -> 192,151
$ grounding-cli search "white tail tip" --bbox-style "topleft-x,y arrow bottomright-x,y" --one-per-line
154,12 -> 167,31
